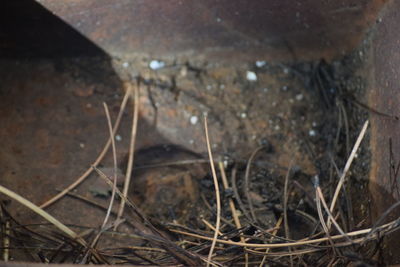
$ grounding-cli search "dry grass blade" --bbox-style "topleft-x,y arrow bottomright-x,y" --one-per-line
39,87 -> 132,209
101,102 -> 119,229
283,163 -> 292,241
364,200 -> 400,242
171,218 -> 398,249
259,216 -> 283,266
3,220 -> 10,261
316,185 -> 352,243
0,185 -> 85,246
202,218 -> 223,236
117,81 -> 140,223
283,163 -> 294,266
82,102 -> 119,263
244,146 -> 266,222
329,120 -> 369,226
314,176 -> 336,251
93,166 -> 204,266
204,116 -> 221,267
218,162 -> 248,267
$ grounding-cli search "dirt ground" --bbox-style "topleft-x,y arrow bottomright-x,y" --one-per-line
0,35 -> 376,264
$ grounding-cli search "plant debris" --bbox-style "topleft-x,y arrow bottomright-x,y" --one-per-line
1,42 -> 399,266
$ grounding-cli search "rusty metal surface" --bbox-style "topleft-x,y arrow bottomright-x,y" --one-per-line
369,0 -> 400,218
37,0 -> 386,61
368,0 -> 400,263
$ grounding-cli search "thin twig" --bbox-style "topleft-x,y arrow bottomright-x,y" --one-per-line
40,88 -> 131,209
244,146 -> 266,223
313,176 -> 336,251
283,162 -> 293,267
3,220 -> 10,261
101,102 -> 118,229
363,200 -> 400,242
329,120 -> 369,227
231,166 -> 252,221
218,162 -> 248,267
202,219 -> 223,236
170,218 -> 398,248
316,185 -> 352,243
204,116 -> 221,267
283,163 -> 293,240
93,166 -> 204,266
82,102 -> 120,263
259,216 -> 283,266
0,185 -> 86,246
117,81 -> 140,223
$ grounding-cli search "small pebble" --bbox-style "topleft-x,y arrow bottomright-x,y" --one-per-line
115,135 -> 122,141
149,60 -> 165,70
309,129 -> 317,136
255,60 -> 267,68
80,143 -> 85,148
246,71 -> 257,81
282,85 -> 288,91
295,94 -> 304,101
240,113 -> 247,119
312,121 -> 317,127
122,62 -> 129,68
190,115 -> 198,125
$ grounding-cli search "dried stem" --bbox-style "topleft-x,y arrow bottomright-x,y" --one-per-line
218,162 -> 248,267
244,146 -> 266,222
117,82 -> 140,223
204,116 -> 221,267
40,88 -> 131,209
329,120 -> 369,227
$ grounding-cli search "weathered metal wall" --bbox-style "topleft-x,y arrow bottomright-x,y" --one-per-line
37,0 -> 385,61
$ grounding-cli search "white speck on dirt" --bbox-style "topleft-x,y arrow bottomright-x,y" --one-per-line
122,62 -> 129,68
255,61 -> 266,68
149,60 -> 165,70
115,135 -> 122,141
295,94 -> 304,101
246,71 -> 257,81
190,116 -> 199,125
309,129 -> 317,136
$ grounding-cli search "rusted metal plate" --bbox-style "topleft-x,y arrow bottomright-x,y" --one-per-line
369,0 -> 400,263
36,0 -> 385,61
